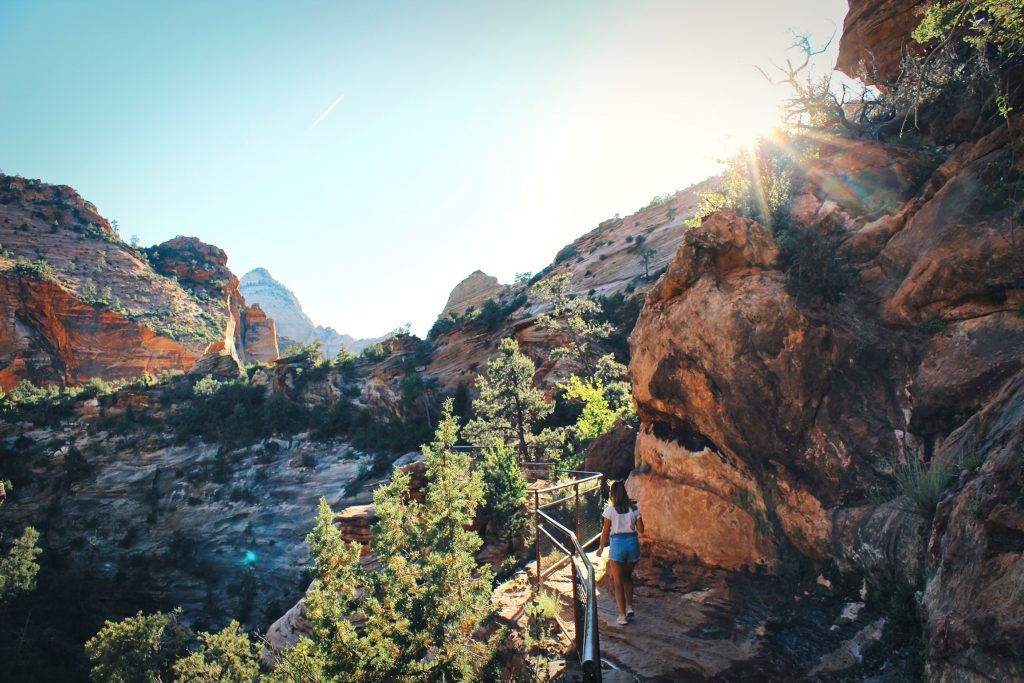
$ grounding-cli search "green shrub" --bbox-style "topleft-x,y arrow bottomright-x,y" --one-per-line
554,244 -> 579,263
775,219 -> 857,303
893,454 -> 951,519
913,1 -> 1023,58
428,315 -> 458,340
13,258 -> 58,283
643,192 -> 674,210
0,526 -> 41,604
85,609 -> 192,683
361,341 -> 391,361
282,341 -> 326,366
171,378 -> 313,447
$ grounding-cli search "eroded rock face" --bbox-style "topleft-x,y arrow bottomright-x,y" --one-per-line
923,371 -> 1024,682
0,272 -> 201,388
629,425 -> 777,572
835,0 -> 928,84
241,303 -> 279,363
627,119 -> 1024,678
189,340 -> 244,378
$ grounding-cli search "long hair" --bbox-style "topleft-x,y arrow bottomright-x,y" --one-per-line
610,480 -> 633,514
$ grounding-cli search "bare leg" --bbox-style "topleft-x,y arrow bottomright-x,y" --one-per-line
608,560 -> 627,618
622,560 -> 634,613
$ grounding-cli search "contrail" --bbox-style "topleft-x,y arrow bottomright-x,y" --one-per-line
311,94 -> 345,127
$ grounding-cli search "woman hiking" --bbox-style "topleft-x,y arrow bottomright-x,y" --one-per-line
596,480 -> 644,626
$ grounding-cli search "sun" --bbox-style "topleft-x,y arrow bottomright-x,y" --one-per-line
719,96 -> 786,153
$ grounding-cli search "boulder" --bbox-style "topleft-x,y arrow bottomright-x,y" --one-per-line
189,340 -> 243,378
583,421 -> 636,480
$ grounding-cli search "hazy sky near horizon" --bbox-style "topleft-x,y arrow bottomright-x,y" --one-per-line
0,0 -> 848,338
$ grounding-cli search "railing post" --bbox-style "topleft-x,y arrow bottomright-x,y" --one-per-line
570,552 -> 582,658
534,489 -> 541,589
574,481 -> 581,543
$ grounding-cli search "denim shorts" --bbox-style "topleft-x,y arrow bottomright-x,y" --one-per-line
609,532 -> 640,563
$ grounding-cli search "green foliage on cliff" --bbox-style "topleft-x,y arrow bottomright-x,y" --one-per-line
13,257 -> 58,283
0,526 -> 41,605
165,371 -> 429,453
686,139 -> 856,303
686,139 -> 795,230
893,454 -> 951,520
914,1 -> 1024,57
532,272 -> 613,372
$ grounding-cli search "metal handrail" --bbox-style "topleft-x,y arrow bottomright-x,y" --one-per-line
537,508 -> 601,680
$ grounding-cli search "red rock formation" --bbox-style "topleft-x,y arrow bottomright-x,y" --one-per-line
441,270 -> 505,318
835,0 -> 928,84
0,272 -> 200,389
583,421 -> 636,480
628,116 -> 1024,675
241,303 -> 279,363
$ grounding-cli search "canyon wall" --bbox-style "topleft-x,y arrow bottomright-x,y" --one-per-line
0,175 -> 278,388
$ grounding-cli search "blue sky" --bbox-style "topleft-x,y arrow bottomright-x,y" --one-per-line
0,0 -> 848,338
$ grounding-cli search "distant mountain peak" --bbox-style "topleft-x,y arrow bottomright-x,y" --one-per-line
239,268 -> 383,355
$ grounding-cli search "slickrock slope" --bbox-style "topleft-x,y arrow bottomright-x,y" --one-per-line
240,267 -> 379,356
628,104 -> 1023,682
544,178 -> 717,299
0,175 -> 277,387
423,180 -> 716,396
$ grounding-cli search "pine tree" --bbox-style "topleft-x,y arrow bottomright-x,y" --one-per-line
463,338 -> 561,462
277,400 -> 496,681
172,621 -> 261,683
531,272 -> 613,373
85,609 -> 191,683
481,443 -> 529,551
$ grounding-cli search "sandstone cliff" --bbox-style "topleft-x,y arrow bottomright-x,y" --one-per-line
0,175 -> 278,387
423,180 -> 718,397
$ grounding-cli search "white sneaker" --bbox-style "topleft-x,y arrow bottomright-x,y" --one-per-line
616,615 -> 629,626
